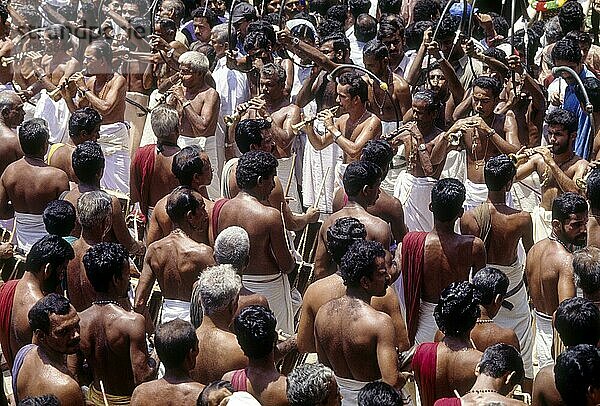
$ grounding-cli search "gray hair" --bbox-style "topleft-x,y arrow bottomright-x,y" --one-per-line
287,363 -> 336,406
261,62 -> 286,85
178,51 -> 209,74
544,16 -> 562,45
77,191 -> 112,230
196,264 -> 241,316
0,90 -> 19,111
214,226 -> 250,270
151,105 -> 179,140
211,23 -> 230,45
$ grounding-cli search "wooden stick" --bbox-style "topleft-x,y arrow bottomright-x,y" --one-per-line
7,221 -> 15,245
284,152 -> 297,198
313,167 -> 330,209
99,380 -> 109,406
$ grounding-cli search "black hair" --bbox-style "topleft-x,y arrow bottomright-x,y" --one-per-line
339,240 -> 386,287
343,160 -> 382,197
348,0 -> 370,19
130,16 -> 152,38
19,118 -> 49,155
587,169 -> 600,209
247,20 -> 276,45
471,266 -> 509,306
261,12 -> 280,26
478,343 -> 524,386
412,89 -> 442,112
197,381 -> 235,406
156,17 -> 177,34
357,381 -> 402,406
233,305 -> 277,359
166,186 -> 201,224
435,14 -> 460,40
551,192 -> 588,222
573,246 -> 600,296
155,319 -> 198,369
28,293 -> 71,334
378,0 -> 401,14
363,39 -> 389,59
71,141 -> 105,184
434,281 -> 480,336
545,108 -> 578,134
83,242 -> 129,293
355,14 -> 378,44
337,71 -> 369,103
243,30 -> 272,53
69,107 -> 102,141
552,38 -> 583,64
430,178 -> 465,222
413,0 -> 441,23
575,77 -> 600,113
558,0 -> 585,34
377,21 -> 401,42
482,47 -> 508,67
192,6 -> 220,27
555,344 -> 600,406
45,24 -> 71,49
317,20 -> 343,39
473,75 -> 502,98
326,5 -> 347,25
236,150 -> 278,190
489,12 -> 509,38
291,24 -> 316,44
321,32 -> 350,57
555,297 -> 600,346
484,155 -> 516,192
405,21 -> 434,50
26,234 -> 74,275
172,145 -> 205,186
18,395 -> 61,406
87,40 -> 113,65
43,200 -> 76,237
326,217 -> 367,264
0,3 -> 8,23
361,140 -> 394,172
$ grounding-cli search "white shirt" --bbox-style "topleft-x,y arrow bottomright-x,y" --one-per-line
212,56 -> 250,117
346,26 -> 366,67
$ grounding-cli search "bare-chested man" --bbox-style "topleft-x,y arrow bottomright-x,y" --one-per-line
0,235 -> 74,369
401,178 -> 486,345
66,191 -> 113,312
460,155 -> 534,386
333,140 -> 407,243
0,91 -> 24,176
573,247 -> 600,305
63,141 -> 144,255
314,240 -> 404,404
299,217 -> 409,355
131,319 -> 205,405
190,265 -> 247,385
215,150 -> 295,334
135,187 -> 215,324
0,119 -> 69,252
167,51 -> 220,197
531,297 -> 600,406
46,107 -> 101,184
435,344 -> 525,406
587,168 -> 600,248
130,105 -> 181,219
433,75 -> 520,210
0,4 -> 13,87
64,40 -> 130,194
147,146 -> 214,244
516,109 -> 589,242
412,281 -> 483,406
12,294 -> 83,405
315,161 -> 392,279
526,192 -> 588,369
389,90 -> 446,231
305,71 -> 382,188
78,242 -> 158,404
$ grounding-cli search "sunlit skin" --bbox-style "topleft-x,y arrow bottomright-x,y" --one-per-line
471,86 -> 496,119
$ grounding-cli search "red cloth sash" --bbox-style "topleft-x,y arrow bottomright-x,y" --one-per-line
434,398 -> 461,406
131,144 -> 156,217
402,231 -> 428,344
413,342 -> 439,406
212,198 -> 229,238
231,368 -> 248,392
0,279 -> 19,367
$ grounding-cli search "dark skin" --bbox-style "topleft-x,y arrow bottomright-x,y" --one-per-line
532,364 -> 563,406
363,54 -> 411,121
0,96 -> 24,176
47,125 -> 101,183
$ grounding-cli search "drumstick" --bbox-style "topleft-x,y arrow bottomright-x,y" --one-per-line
7,221 -> 15,245
284,152 -> 297,198
313,167 -> 330,209
99,380 -> 109,406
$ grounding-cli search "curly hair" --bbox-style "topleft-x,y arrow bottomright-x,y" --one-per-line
339,240 -> 386,287
434,281 -> 480,336
235,150 -> 278,190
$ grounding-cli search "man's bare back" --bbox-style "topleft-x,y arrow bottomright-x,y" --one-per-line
0,130 -> 22,175
131,379 -> 204,406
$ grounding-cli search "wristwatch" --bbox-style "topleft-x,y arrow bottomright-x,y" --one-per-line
292,37 -> 300,46
418,143 -> 427,152
332,130 -> 342,142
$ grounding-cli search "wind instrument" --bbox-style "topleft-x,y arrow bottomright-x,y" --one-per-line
508,145 -> 552,166
48,69 -> 87,102
223,94 -> 265,127
291,106 -> 340,134
575,160 -> 600,191
445,130 -> 463,146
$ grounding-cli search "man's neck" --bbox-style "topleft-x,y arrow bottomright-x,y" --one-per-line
173,225 -> 203,244
433,219 -> 457,234
95,73 -> 112,85
185,80 -> 205,95
239,189 -> 263,201
553,149 -> 575,165
470,375 -> 506,394
416,121 -> 434,137
347,104 -> 367,121
79,182 -> 101,192
81,230 -> 103,246
163,368 -> 193,383
266,94 -> 288,112
38,343 -> 67,366
345,286 -> 372,304
479,305 -> 496,320
344,197 -> 369,211
22,272 -> 45,295
442,333 -> 473,350
487,191 -> 507,205
248,354 -> 277,371
204,313 -> 232,331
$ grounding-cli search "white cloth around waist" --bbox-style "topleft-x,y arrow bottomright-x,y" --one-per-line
532,205 -> 553,244
14,212 -> 47,253
334,374 -> 369,406
161,298 -> 191,324
242,273 -> 294,335
395,171 -> 436,233
34,89 -> 70,145
534,309 -> 554,369
415,300 -> 437,345
99,122 -> 130,156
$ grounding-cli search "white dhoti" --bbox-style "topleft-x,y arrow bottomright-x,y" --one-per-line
380,121 -> 405,196
14,212 -> 47,253
491,259 -> 534,379
160,299 -> 191,323
242,273 -> 295,335
334,374 -> 368,406
221,158 -> 238,199
99,122 -> 130,195
534,309 -> 554,368
33,90 -> 70,145
394,171 -> 435,232
277,156 -> 301,213
124,91 -> 149,156
139,89 -> 162,147
415,300 -> 438,344
440,150 -> 467,181
532,205 -> 552,243
334,162 -> 349,192
510,173 -> 541,213
177,135 -> 220,199
464,179 -> 489,211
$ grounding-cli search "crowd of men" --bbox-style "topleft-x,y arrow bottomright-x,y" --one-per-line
0,0 -> 599,404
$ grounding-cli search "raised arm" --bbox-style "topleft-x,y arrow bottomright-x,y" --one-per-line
277,29 -> 337,73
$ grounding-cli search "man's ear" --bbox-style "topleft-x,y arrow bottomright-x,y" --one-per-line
474,363 -> 481,377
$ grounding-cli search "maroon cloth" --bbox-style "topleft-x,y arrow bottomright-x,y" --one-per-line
343,192 -> 348,207
0,279 -> 19,368
413,342 -> 439,406
231,368 -> 248,392
131,144 -> 156,217
434,398 -> 461,406
211,198 -> 229,237
402,231 -> 428,344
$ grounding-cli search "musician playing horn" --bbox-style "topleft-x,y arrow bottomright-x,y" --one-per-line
515,108 -> 588,242
63,40 -> 130,195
